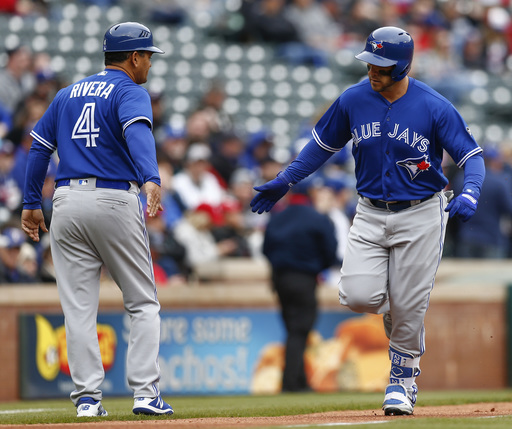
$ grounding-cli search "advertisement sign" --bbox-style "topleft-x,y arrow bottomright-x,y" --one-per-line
19,309 -> 389,398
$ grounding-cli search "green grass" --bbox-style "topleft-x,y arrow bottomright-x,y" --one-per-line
0,390 -> 511,426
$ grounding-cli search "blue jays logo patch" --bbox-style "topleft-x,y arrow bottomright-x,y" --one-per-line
371,41 -> 384,52
396,155 -> 431,180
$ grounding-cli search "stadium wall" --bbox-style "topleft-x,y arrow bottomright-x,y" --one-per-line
0,259 -> 511,401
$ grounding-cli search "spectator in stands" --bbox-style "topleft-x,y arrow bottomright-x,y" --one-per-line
0,140 -> 22,223
482,6 -> 511,75
414,28 -> 474,104
157,125 -> 189,173
210,131 -> 246,187
154,154 -> 186,229
342,0 -> 383,46
146,210 -> 188,287
285,0 -> 342,64
0,45 -> 35,116
451,145 -> 512,258
7,93 -> 48,151
228,167 -> 268,258
186,80 -> 234,146
0,226 -> 39,283
32,52 -> 64,103
238,0 -> 326,66
0,0 -> 48,17
173,203 -> 238,273
238,0 -> 299,45
309,175 -> 353,287
172,142 -> 226,211
240,129 -> 276,173
461,29 -> 487,71
149,91 -> 166,139
17,240 -> 39,281
211,199 -> 252,258
263,180 -> 338,392
0,102 -> 13,140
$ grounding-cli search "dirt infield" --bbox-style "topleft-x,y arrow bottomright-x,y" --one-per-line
3,402 -> 512,428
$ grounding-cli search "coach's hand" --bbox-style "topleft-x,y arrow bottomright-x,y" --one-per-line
21,209 -> 48,242
444,192 -> 478,222
145,181 -> 163,217
250,174 -> 291,214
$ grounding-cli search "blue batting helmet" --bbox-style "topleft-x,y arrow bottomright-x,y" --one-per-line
103,22 -> 164,54
355,26 -> 413,81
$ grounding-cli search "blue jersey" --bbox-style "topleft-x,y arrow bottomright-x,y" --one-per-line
312,78 -> 483,201
30,69 -> 159,187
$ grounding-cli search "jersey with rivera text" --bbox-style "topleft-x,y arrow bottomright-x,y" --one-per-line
312,77 -> 483,201
30,69 -> 158,187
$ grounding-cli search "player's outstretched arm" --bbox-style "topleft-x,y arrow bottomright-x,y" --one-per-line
21,209 -> 48,242
250,138 -> 334,214
250,174 -> 291,214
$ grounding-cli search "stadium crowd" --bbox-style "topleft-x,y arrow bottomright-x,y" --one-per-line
0,0 -> 512,285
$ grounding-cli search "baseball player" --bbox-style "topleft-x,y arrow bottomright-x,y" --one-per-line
21,22 -> 173,417
251,26 -> 485,415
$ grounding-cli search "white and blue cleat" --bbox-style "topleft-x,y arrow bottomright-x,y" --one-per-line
133,395 -> 174,415
382,384 -> 414,416
76,397 -> 108,417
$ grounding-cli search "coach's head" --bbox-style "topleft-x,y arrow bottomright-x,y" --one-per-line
103,22 -> 164,84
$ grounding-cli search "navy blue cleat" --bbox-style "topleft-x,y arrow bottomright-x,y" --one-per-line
133,395 -> 174,415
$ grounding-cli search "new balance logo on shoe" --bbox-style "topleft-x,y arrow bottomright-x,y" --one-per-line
76,397 -> 108,417
132,395 -> 174,415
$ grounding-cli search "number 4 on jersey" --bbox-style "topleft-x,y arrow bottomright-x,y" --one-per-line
72,102 -> 100,147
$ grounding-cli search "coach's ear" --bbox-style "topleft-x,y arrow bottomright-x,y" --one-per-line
130,51 -> 141,66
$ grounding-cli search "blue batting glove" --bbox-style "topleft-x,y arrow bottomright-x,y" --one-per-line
250,173 -> 291,214
444,192 -> 478,222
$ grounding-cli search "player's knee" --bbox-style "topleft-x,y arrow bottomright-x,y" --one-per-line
339,289 -> 386,313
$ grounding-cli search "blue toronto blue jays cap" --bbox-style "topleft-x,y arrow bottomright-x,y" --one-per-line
0,228 -> 26,248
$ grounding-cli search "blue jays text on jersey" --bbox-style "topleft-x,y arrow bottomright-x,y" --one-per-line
351,122 -> 431,153
312,77 -> 483,201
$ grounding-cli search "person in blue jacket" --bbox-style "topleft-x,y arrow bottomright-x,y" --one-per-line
263,178 -> 338,392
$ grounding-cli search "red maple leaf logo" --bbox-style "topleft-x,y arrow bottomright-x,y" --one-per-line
371,41 -> 384,51
417,160 -> 430,170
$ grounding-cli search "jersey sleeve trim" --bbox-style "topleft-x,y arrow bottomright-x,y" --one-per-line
457,147 -> 483,168
30,130 -> 56,151
122,116 -> 153,138
312,127 -> 340,153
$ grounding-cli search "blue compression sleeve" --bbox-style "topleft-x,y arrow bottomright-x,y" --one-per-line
23,144 -> 53,209
279,139 -> 334,185
124,120 -> 161,186
461,153 -> 485,200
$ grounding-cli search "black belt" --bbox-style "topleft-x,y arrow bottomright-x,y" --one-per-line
55,179 -> 131,191
367,194 -> 434,212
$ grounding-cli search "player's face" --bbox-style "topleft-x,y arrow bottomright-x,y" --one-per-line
133,51 -> 153,84
366,64 -> 396,93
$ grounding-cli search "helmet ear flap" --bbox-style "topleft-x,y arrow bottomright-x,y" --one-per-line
395,62 -> 411,80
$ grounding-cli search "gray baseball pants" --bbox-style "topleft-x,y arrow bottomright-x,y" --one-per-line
339,191 -> 449,357
50,179 -> 161,405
